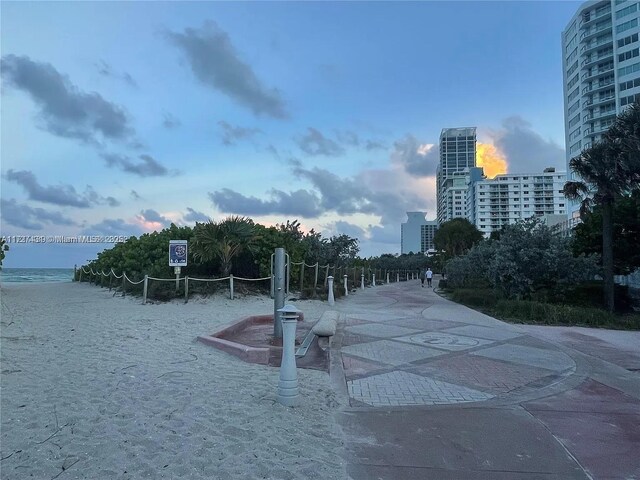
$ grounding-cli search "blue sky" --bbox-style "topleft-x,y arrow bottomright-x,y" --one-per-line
1,1 -> 580,267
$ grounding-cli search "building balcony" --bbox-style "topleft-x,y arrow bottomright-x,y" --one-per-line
590,94 -> 616,107
582,78 -> 614,95
581,51 -> 613,69
581,65 -> 613,82
580,37 -> 613,55
580,7 -> 611,28
580,22 -> 612,42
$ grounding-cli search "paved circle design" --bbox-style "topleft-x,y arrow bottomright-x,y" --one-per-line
410,332 -> 481,347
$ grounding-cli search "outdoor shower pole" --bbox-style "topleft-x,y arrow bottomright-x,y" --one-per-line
274,248 -> 286,339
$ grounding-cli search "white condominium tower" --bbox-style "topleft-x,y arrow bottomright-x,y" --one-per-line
436,127 -> 477,224
562,0 -> 640,220
400,212 -> 439,254
466,168 -> 568,237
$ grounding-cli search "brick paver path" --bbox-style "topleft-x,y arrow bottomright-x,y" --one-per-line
334,279 -> 577,407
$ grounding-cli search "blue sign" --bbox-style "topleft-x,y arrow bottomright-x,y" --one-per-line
169,240 -> 188,266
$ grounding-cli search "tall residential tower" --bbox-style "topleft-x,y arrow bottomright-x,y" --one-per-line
562,0 -> 640,220
436,127 -> 477,224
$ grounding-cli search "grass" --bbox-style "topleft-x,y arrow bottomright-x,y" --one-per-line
445,288 -> 640,331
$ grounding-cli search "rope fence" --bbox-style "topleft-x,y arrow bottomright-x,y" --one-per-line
75,262 -> 420,304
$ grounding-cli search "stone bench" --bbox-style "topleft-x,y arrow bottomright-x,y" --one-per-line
312,310 -> 339,337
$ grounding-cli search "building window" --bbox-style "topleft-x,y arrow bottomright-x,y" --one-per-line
621,93 -> 640,106
618,32 -> 639,48
616,2 -> 638,18
619,48 -> 640,63
617,18 -> 638,34
620,77 -> 640,91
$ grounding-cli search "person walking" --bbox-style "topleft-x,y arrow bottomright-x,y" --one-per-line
426,267 -> 433,287
420,267 -> 426,287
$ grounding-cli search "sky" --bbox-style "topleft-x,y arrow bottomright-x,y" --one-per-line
1,1 -> 581,268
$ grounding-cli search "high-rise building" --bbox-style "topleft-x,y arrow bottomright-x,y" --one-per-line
467,168 -> 568,237
400,212 -> 439,254
436,127 -> 477,224
562,0 -> 640,220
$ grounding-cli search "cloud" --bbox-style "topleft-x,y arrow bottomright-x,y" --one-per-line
392,134 -> 437,177
367,223 -> 399,244
365,140 -> 387,151
1,55 -> 135,145
218,120 -> 261,145
162,112 -> 181,129
477,143 -> 507,178
295,127 -> 345,156
209,188 -> 322,217
4,169 -> 118,208
266,144 -> 279,157
183,207 -> 210,223
95,60 -> 137,88
135,209 -> 172,230
335,130 -> 360,147
324,220 -> 366,240
130,190 -> 142,200
83,218 -> 144,237
102,153 -> 170,177
1,198 -> 77,230
165,21 -> 288,119
488,116 -> 565,173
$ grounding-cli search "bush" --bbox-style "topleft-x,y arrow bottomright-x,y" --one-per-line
450,288 -> 502,309
493,299 -> 639,329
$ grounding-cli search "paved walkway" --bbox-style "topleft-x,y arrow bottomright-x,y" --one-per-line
329,278 -> 640,479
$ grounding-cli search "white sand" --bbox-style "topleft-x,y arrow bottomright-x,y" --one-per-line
0,283 -> 347,479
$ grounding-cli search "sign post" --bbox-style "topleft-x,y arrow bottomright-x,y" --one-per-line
169,240 -> 188,294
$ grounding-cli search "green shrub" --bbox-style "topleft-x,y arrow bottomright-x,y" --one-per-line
450,288 -> 502,309
493,299 -> 639,329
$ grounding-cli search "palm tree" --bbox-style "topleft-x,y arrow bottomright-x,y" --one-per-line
563,102 -> 640,312
192,216 -> 256,277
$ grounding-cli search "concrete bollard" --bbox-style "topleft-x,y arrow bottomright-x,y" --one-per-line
327,276 -> 335,306
343,274 -> 348,296
397,272 -> 400,283
361,274 -> 365,290
372,273 -> 376,286
386,272 -> 390,284
277,305 -> 300,407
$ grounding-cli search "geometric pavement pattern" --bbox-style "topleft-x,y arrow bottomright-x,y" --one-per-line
340,311 -> 575,407
347,371 -> 494,406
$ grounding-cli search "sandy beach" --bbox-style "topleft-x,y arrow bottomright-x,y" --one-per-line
1,282 -> 347,479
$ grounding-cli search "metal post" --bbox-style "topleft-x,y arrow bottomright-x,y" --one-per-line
229,274 -> 234,300
184,276 -> 189,303
397,272 -> 400,283
122,273 -> 126,296
109,271 -> 112,291
270,253 -> 275,299
324,265 -> 329,287
274,248 -> 286,339
327,276 -> 335,305
299,262 -> 305,295
386,272 -> 390,284
79,269 -> 83,283
372,273 -> 376,286
361,273 -> 365,290
143,275 -> 148,304
314,263 -> 319,297
277,305 -> 300,407
73,265 -> 77,282
343,274 -> 348,296
286,254 -> 291,296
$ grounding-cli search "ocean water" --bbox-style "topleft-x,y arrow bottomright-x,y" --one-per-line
0,268 -> 75,283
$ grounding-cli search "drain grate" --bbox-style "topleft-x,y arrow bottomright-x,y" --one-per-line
295,329 -> 316,358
